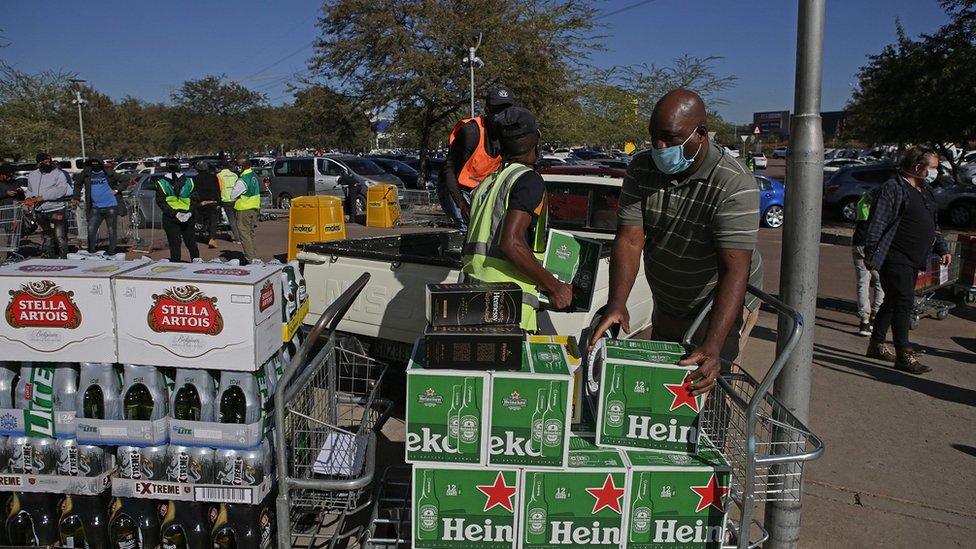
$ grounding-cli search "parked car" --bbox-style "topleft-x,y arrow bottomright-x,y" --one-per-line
823,164 -> 897,221
329,155 -> 404,189
126,173 -> 228,231
550,148 -> 572,159
933,184 -> 976,227
590,157 -> 630,170
113,161 -> 143,174
269,156 -> 404,212
823,158 -> 865,175
750,152 -> 768,170
54,157 -> 86,173
756,174 -> 785,228
772,146 -> 788,159
538,165 -> 627,179
367,156 -> 422,189
570,149 -> 606,161
537,156 -> 569,169
722,145 -> 740,158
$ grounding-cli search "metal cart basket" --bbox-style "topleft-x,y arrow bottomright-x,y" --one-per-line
911,241 -> 962,328
276,273 -> 392,548
0,203 -> 24,262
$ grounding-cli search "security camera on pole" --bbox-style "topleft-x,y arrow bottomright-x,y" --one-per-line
463,33 -> 484,118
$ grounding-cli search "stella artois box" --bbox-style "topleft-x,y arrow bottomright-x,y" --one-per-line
623,440 -> 731,548
520,435 -> 630,548
527,335 -> 583,425
595,339 -> 702,455
412,465 -> 521,549
406,340 -> 489,465
487,342 -> 572,469
114,262 -> 283,370
0,259 -> 145,362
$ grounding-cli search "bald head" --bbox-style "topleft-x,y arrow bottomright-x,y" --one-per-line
650,89 -> 707,141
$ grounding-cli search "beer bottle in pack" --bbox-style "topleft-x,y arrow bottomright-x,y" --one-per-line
77,362 -> 123,420
5,491 -> 59,546
603,365 -> 627,437
530,387 -> 547,455
122,364 -> 168,421
416,469 -> 439,542
457,378 -> 480,456
53,364 -> 79,414
629,471 -> 654,543
211,501 -> 274,549
217,371 -> 261,425
524,473 -> 549,545
542,380 -> 565,457
446,385 -> 461,452
13,362 -> 34,409
160,498 -> 213,549
58,492 -> 111,548
109,496 -> 164,549
171,368 -> 216,422
0,361 -> 16,408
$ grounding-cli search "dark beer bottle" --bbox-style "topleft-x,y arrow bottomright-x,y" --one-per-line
82,384 -> 105,419
160,501 -> 212,549
6,492 -> 59,546
109,497 -> 164,549
123,383 -> 154,421
219,385 -> 247,424
173,382 -> 202,421
211,502 -> 274,549
59,493 -> 111,548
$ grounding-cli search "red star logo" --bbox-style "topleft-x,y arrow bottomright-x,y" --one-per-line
664,374 -> 701,412
425,388 -> 435,397
476,472 -> 517,513
511,391 -> 520,399
690,474 -> 729,513
586,474 -> 625,514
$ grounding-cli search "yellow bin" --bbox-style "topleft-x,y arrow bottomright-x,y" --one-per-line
365,184 -> 400,228
287,195 -> 346,261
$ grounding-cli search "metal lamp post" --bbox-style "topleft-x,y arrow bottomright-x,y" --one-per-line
462,33 -> 484,118
69,79 -> 88,160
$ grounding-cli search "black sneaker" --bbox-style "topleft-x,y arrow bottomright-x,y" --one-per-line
858,321 -> 872,337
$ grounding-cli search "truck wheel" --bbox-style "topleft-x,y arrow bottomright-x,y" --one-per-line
965,291 -> 976,305
840,198 -> 859,222
278,193 -> 293,209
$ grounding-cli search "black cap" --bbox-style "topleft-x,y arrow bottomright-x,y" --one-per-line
494,107 -> 538,139
86,157 -> 104,169
0,163 -> 13,177
486,87 -> 514,107
36,153 -> 52,163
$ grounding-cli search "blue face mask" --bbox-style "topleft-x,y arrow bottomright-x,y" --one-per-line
650,129 -> 702,174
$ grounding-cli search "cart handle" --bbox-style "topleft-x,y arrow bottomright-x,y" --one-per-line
681,284 -> 803,414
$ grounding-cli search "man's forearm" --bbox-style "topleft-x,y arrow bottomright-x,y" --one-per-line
608,226 -> 645,307
502,239 -> 561,294
702,252 -> 750,352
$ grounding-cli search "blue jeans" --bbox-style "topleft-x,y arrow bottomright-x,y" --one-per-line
436,184 -> 469,231
87,207 -> 118,254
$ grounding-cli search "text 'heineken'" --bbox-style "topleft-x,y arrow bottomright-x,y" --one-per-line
597,340 -> 703,454
413,466 -> 520,549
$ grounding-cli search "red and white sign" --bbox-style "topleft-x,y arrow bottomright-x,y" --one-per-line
0,259 -> 145,362
753,126 -> 761,135
114,262 -> 283,370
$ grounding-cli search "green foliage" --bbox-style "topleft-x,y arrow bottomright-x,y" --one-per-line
0,62 -> 76,159
847,1 -> 976,168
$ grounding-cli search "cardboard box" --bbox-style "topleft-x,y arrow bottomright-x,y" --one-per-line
0,259 -> 145,362
528,335 -> 584,425
426,282 -> 521,327
114,262 -> 283,370
425,324 -> 523,371
542,229 -> 602,311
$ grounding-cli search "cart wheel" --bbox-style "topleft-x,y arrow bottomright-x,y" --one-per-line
936,308 -> 949,320
965,292 -> 976,305
910,316 -> 920,330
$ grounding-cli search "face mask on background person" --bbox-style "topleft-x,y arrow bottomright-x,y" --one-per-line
38,161 -> 54,173
924,167 -> 938,184
650,128 -> 703,174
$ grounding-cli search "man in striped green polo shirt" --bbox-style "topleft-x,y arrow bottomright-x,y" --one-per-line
592,89 -> 763,396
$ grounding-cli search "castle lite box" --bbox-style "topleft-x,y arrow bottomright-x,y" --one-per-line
114,262 -> 283,370
0,258 -> 145,362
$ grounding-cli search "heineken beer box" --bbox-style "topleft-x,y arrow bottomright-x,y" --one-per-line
487,342 -> 572,469
520,435 -> 630,548
413,465 -> 521,549
114,262 -> 283,370
425,324 -> 523,371
596,339 -> 702,454
407,341 -> 488,465
426,282 -> 521,327
623,442 -> 731,549
0,258 -> 145,362
541,229 -> 602,311
528,335 -> 583,425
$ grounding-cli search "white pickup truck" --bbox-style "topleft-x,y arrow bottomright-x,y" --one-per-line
297,174 -> 653,362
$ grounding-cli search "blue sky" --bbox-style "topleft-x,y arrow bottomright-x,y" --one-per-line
0,0 -> 951,124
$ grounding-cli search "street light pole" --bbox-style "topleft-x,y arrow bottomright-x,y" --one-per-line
70,79 -> 88,160
463,33 -> 484,118
766,1 -> 825,547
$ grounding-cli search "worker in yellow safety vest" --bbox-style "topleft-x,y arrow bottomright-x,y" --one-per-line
232,157 -> 262,264
462,107 -> 572,332
217,161 -> 243,243
154,160 -> 199,262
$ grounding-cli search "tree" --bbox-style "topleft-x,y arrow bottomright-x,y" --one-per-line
0,61 -> 76,159
309,0 -> 600,175
292,86 -> 372,151
170,75 -> 266,153
846,0 -> 976,175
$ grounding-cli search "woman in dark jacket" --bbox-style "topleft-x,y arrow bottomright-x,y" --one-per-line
192,161 -> 223,248
154,161 -> 200,262
72,158 -> 126,254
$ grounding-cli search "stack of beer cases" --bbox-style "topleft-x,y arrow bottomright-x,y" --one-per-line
0,257 -> 307,547
958,234 -> 976,287
407,283 -> 731,549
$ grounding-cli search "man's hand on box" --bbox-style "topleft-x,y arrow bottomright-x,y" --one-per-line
680,344 -> 722,396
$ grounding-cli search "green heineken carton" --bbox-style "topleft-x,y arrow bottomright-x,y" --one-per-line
406,340 -> 489,465
519,435 -> 630,548
623,440 -> 731,548
595,339 -> 703,455
488,342 -> 572,469
412,465 -> 521,549
541,229 -> 602,311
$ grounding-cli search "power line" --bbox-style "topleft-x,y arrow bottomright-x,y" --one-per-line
595,0 -> 658,21
238,42 -> 314,82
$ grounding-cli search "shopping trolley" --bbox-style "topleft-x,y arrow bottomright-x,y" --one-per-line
275,272 -> 393,548
910,241 -> 962,329
0,203 -> 25,262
